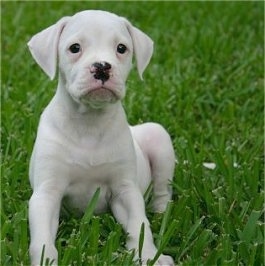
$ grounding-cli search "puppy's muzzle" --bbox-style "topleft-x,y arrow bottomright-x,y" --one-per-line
91,62 -> 112,84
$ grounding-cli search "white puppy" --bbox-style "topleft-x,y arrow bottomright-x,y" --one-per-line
28,10 -> 175,266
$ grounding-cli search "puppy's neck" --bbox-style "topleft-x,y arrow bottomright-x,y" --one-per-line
52,81 -> 127,133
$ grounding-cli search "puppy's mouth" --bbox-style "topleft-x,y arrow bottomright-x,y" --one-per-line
79,85 -> 119,107
87,86 -> 116,99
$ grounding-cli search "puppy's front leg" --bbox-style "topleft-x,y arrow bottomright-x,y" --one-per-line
111,182 -> 174,265
29,186 -> 63,266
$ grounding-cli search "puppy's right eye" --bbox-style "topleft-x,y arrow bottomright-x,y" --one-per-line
69,43 -> 81,53
117,44 -> 127,54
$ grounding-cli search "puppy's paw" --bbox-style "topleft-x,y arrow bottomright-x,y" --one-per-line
30,244 -> 58,266
155,254 -> 174,265
142,253 -> 174,266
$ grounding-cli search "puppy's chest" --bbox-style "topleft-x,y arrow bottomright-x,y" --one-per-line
63,131 -> 134,182
59,128 -> 134,212
64,140 -> 131,214
66,136 -> 128,170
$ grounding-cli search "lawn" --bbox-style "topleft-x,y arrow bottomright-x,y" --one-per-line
1,1 -> 264,265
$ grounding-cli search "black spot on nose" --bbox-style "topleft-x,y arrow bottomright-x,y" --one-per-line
92,62 -> 111,83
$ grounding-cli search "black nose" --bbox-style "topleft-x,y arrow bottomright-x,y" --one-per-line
92,62 -> 111,83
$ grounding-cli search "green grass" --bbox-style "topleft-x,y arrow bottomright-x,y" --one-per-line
1,1 -> 264,265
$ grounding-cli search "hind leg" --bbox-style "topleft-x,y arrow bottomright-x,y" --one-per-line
131,122 -> 175,212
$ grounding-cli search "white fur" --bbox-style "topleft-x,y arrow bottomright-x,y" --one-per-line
28,10 -> 175,265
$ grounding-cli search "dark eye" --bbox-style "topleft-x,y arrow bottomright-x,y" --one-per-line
69,43 -> 81,53
117,44 -> 127,54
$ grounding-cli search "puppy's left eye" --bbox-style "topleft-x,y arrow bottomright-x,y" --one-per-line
69,43 -> 81,53
117,44 -> 127,54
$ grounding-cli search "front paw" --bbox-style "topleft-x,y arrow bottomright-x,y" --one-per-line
141,253 -> 174,266
30,244 -> 58,266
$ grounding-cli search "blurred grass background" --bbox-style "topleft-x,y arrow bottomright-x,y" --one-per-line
1,1 -> 264,265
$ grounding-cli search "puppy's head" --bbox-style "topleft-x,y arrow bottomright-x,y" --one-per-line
28,10 -> 153,108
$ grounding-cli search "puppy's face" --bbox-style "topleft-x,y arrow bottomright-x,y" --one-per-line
58,13 -> 133,108
28,10 -> 153,109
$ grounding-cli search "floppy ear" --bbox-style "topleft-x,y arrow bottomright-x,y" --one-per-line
124,20 -> 154,80
27,17 -> 70,80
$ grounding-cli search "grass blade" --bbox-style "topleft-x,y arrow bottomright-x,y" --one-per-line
238,210 -> 262,244
138,222 -> 145,263
179,216 -> 205,260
